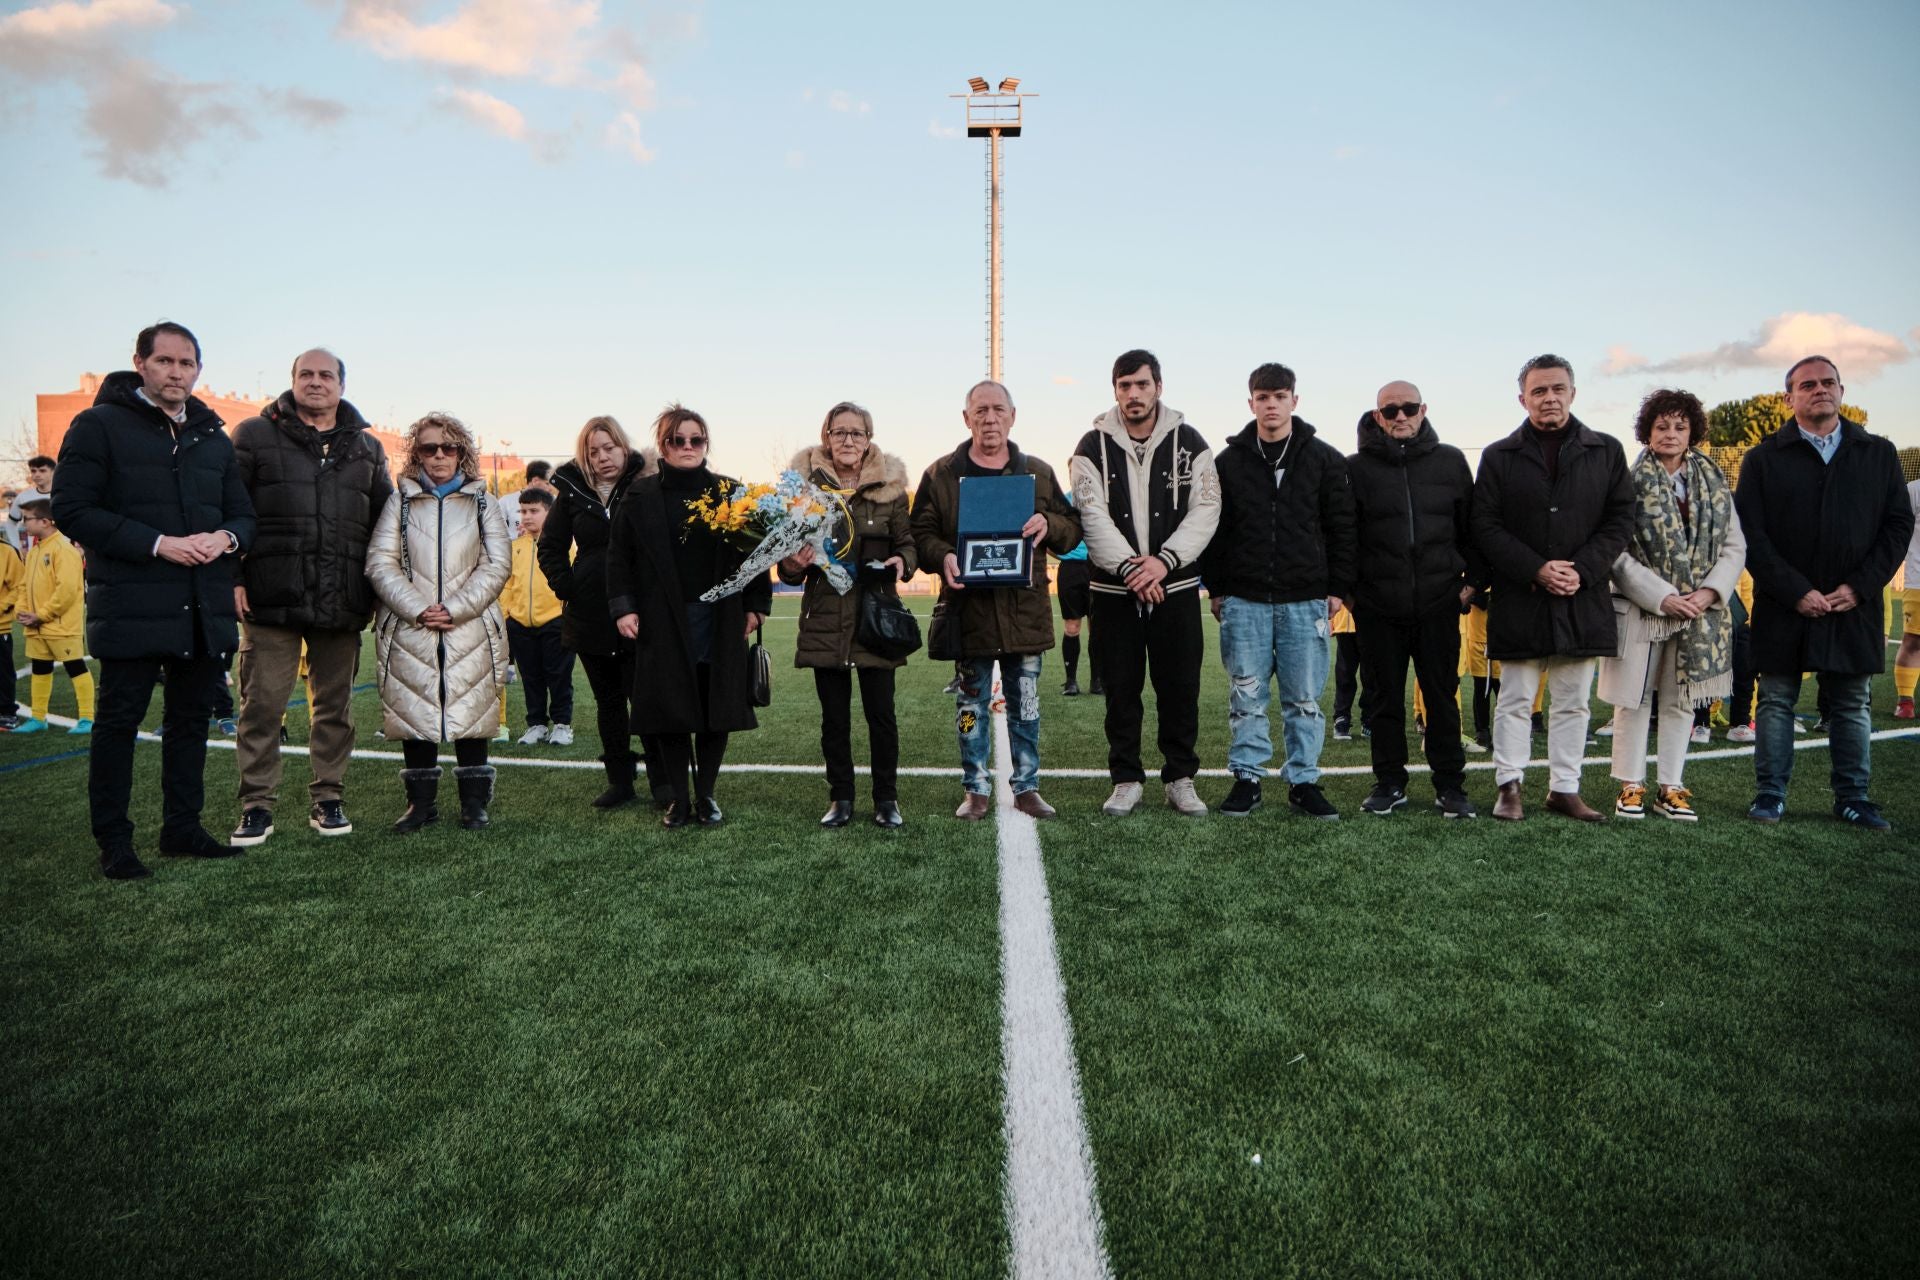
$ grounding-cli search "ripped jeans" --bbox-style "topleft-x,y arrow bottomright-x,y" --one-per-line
956,653 -> 1042,796
1218,597 -> 1330,784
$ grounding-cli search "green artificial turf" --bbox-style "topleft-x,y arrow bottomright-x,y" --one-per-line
3,597 -> 1915,1276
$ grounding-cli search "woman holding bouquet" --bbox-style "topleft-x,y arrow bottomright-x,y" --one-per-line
606,405 -> 772,829
779,402 -> 917,829
1597,389 -> 1745,821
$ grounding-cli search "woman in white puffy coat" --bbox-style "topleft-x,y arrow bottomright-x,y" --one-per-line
366,412 -> 512,832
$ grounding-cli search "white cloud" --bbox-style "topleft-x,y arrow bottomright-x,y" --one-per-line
1331,144 -> 1361,160
825,89 -> 869,114
1599,345 -> 1647,375
1052,374 -> 1076,386
928,118 -> 961,140
443,87 -> 526,140
604,111 -> 655,164
1607,312 -> 1913,380
785,149 -> 805,169
0,0 -> 174,47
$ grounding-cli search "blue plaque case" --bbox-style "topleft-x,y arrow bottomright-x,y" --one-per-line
956,473 -> 1036,587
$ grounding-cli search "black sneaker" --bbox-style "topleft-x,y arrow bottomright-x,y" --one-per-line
1361,782 -> 1406,815
1833,799 -> 1890,832
230,807 -> 275,846
1289,782 -> 1340,820
1061,679 -> 1081,697
1332,719 -> 1353,742
100,846 -> 152,880
1748,793 -> 1786,824
310,800 -> 353,837
1220,777 -> 1262,817
1435,789 -> 1478,819
1088,677 -> 1105,696
1811,718 -> 1832,735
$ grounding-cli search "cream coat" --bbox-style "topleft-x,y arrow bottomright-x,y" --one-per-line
1597,507 -> 1746,710
367,475 -> 513,740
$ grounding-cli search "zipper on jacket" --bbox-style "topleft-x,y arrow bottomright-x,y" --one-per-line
1402,447 -> 1419,607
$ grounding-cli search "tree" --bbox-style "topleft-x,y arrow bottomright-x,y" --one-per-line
1707,392 -> 1869,447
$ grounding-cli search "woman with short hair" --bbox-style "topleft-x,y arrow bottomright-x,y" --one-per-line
1598,389 -> 1745,821
779,402 -> 916,829
366,412 -> 513,831
606,405 -> 772,828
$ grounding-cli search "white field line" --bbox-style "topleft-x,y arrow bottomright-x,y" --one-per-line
991,701 -> 1112,1279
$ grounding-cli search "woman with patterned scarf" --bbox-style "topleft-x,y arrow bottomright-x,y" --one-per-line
1597,389 -> 1746,820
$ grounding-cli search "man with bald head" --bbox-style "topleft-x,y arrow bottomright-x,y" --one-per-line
228,348 -> 393,845
1346,381 -> 1483,817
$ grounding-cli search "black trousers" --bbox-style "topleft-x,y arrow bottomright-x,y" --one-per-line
815,666 -> 899,802
507,619 -> 575,727
1357,603 -> 1467,793
1333,632 -> 1363,726
580,649 -> 664,794
1728,620 -> 1754,726
401,738 -> 489,768
653,666 -> 727,801
0,632 -> 14,717
1092,588 -> 1202,783
90,651 -> 226,849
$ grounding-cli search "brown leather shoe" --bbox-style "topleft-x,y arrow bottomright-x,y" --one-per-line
1545,789 -> 1607,823
1012,790 -> 1056,819
954,792 -> 992,821
1492,780 -> 1525,821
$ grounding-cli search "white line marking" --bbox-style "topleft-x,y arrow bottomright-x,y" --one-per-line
992,703 -> 1112,1279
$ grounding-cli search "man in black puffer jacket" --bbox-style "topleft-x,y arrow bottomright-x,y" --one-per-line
1199,362 -> 1355,820
228,348 -> 393,847
1346,382 -> 1482,819
54,322 -> 256,879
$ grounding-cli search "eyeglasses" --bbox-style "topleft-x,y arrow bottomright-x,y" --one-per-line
827,430 -> 870,442
1378,403 -> 1423,421
416,442 -> 461,457
667,435 -> 708,450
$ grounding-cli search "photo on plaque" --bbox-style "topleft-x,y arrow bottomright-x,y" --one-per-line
956,473 -> 1035,587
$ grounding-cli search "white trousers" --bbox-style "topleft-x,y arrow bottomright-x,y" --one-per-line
1609,637 -> 1693,789
1493,656 -> 1595,792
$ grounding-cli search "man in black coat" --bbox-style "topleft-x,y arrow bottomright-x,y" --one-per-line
1737,355 -> 1913,830
229,348 -> 393,847
53,322 -> 257,879
1347,381 -> 1482,819
1472,353 -> 1633,823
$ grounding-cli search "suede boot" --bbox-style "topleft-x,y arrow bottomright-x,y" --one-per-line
455,765 -> 496,830
394,767 -> 442,834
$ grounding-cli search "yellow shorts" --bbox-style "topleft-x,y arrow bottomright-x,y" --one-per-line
1904,588 -> 1920,637
25,632 -> 84,663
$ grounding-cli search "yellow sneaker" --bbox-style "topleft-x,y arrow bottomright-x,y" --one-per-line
1655,785 -> 1698,822
1615,782 -> 1647,819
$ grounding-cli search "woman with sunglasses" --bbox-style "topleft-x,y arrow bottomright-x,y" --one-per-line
539,415 -> 662,809
777,402 -> 916,829
366,412 -> 512,832
606,405 -> 772,828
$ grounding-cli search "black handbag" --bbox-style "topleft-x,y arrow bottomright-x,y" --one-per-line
927,597 -> 960,662
749,623 -> 772,707
857,587 -> 923,661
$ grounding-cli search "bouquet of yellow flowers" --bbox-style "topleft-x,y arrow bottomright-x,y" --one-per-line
689,469 -> 852,601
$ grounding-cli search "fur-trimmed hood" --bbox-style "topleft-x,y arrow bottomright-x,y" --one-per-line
788,444 -> 909,503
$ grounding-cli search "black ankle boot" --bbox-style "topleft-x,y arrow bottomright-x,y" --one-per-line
455,765 -> 496,830
592,753 -> 637,809
393,767 -> 441,834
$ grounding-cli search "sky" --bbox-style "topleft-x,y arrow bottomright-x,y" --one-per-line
3,0 -> 1918,484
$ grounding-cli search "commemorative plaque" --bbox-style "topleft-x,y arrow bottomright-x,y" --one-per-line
955,473 -> 1035,587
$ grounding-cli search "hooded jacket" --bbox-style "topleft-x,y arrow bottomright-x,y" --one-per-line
777,444 -> 917,669
231,391 -> 393,631
52,370 -> 256,662
1067,404 -> 1220,596
910,441 -> 1081,658
1199,418 -> 1355,604
538,451 -> 657,657
1346,412 -> 1481,621
1470,415 -> 1634,660
366,474 -> 513,741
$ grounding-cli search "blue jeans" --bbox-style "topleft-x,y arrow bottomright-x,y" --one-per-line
957,653 -> 1042,796
1219,597 -> 1330,783
1754,671 -> 1872,802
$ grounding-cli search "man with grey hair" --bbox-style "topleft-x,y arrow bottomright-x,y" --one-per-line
911,379 -> 1082,819
229,348 -> 393,845
1472,353 -> 1634,822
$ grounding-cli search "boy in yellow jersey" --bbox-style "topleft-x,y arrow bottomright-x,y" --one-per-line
504,489 -> 574,744
12,500 -> 95,734
0,536 -> 21,730
1894,478 -> 1919,718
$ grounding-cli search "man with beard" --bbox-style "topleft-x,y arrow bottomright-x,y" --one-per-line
1069,349 -> 1220,816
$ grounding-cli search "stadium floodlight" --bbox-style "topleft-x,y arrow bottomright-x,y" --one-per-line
949,77 -> 1037,380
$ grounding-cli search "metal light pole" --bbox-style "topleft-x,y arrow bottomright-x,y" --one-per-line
953,77 -> 1034,381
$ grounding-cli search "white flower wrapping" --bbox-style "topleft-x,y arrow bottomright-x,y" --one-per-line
699,470 -> 853,602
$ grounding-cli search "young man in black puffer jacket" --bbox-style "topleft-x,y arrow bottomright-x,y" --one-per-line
1199,362 -> 1355,820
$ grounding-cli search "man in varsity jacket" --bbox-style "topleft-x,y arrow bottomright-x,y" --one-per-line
1069,348 -> 1221,817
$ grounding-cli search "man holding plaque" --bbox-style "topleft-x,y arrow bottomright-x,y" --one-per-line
911,380 -> 1082,820
1069,349 -> 1220,817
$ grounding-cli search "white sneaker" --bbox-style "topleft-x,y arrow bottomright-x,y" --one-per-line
1690,724 -> 1711,745
1164,777 -> 1207,817
494,724 -> 510,742
1102,781 -> 1144,816
1595,722 -> 1615,738
518,724 -> 550,745
548,724 -> 574,746
1461,735 -> 1488,754
1727,724 -> 1756,743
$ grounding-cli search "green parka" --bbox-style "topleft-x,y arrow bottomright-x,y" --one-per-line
778,445 -> 918,670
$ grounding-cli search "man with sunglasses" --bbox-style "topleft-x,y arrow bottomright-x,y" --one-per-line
1346,382 -> 1482,818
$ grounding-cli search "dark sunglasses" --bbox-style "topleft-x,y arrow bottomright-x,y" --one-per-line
416,442 -> 461,457
1378,402 -> 1422,421
667,435 -> 708,449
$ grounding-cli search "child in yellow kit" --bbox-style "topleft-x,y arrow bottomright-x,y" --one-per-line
503,489 -> 574,745
13,499 -> 95,734
0,537 -> 22,729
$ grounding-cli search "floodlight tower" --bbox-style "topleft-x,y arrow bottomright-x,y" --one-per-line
952,76 -> 1035,381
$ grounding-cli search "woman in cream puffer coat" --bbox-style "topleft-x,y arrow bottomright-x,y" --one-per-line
366,412 -> 512,832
